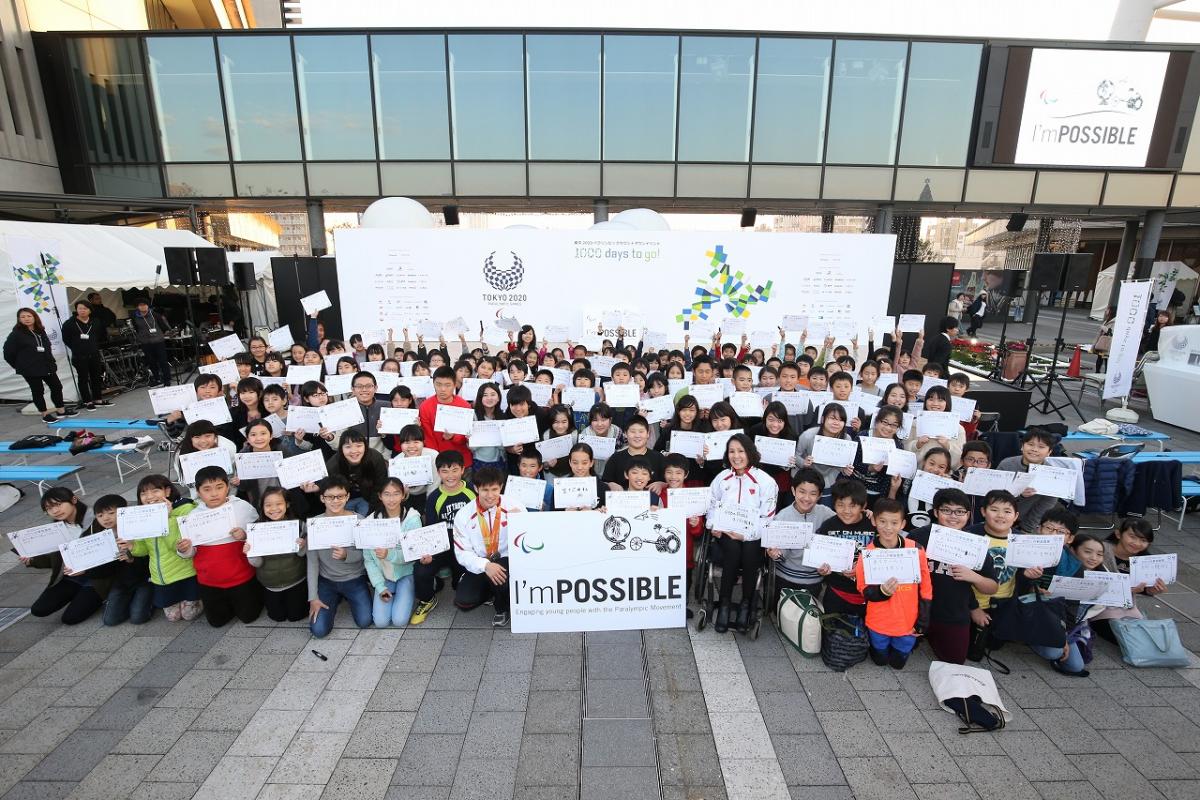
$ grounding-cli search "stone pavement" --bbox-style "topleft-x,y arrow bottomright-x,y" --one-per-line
1,388 -> 1200,799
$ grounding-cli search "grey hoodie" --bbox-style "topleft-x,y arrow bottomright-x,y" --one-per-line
771,502 -> 836,587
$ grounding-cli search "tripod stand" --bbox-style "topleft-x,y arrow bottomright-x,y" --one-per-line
1019,296 -> 1086,422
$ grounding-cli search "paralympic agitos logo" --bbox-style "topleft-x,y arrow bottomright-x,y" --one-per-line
481,250 -> 527,305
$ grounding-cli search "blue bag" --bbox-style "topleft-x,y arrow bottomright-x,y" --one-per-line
1110,618 -> 1191,668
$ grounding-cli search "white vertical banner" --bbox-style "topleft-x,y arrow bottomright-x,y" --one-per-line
1103,280 -> 1152,400
6,236 -> 68,357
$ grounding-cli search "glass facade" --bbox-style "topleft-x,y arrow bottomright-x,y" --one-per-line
63,29 -> 1186,203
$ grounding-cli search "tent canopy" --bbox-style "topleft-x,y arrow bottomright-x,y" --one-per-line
0,221 -> 265,291
1089,260 -> 1198,320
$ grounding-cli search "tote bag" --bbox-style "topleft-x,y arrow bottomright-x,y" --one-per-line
776,588 -> 822,657
1110,618 -> 1191,668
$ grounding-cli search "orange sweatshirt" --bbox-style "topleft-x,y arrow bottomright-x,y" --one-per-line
855,536 -> 933,637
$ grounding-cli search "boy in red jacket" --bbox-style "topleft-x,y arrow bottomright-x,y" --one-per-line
419,366 -> 473,469
176,466 -> 262,627
854,497 -> 932,670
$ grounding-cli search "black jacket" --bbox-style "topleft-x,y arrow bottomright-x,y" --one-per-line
924,333 -> 953,368
131,309 -> 170,344
61,316 -> 108,358
3,327 -> 57,377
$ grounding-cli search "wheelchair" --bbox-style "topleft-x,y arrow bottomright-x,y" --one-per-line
691,527 -> 774,639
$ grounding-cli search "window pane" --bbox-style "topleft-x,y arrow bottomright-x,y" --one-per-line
604,35 -> 678,161
678,37 -> 754,162
234,163 -> 305,196
92,165 -> 161,196
294,35 -> 373,160
147,37 -> 228,161
825,40 -> 906,165
218,36 -> 301,161
898,42 -> 981,166
66,37 -> 156,163
166,164 -> 232,197
752,38 -> 830,163
372,34 -> 449,160
526,35 -> 599,160
448,35 -> 525,160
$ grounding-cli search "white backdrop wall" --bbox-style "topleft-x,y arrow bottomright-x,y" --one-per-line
333,229 -> 897,348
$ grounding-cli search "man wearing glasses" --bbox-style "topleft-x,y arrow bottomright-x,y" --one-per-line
908,487 -> 999,664
348,371 -> 388,454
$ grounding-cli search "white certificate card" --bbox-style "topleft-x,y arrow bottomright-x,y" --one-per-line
402,522 -> 451,562
859,436 -> 896,465
689,383 -> 724,410
500,416 -> 540,446
908,470 -> 959,504
887,449 -> 918,478
604,383 -> 640,408
962,467 -> 1017,497
554,477 -> 598,509
761,520 -> 814,550
924,524 -> 988,569
535,435 -> 574,462
434,404 -> 474,437
184,397 -> 232,426
1129,553 -> 1177,586
755,436 -> 794,468
179,448 -> 233,485
801,535 -> 856,572
276,449 -> 328,489
1005,534 -> 1065,569
812,435 -> 857,468
389,454 -> 434,487
668,431 -> 705,459
307,515 -> 358,550
579,434 -> 616,460
115,504 -> 169,540
180,505 -> 236,546
1084,570 -> 1134,608
505,476 -> 548,509
916,411 -> 960,439
319,398 -> 364,432
7,522 -> 76,558
1028,464 -> 1077,501
354,518 -> 404,550
667,487 -> 710,518
709,503 -> 759,539
606,491 -> 651,518
300,290 -> 332,315
378,407 -> 419,434
149,384 -> 197,415
862,547 -> 921,585
284,405 -> 321,434
59,530 -> 120,573
246,520 -> 301,557
642,394 -> 675,425
235,451 -> 284,480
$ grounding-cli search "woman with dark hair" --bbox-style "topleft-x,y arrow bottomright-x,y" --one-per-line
906,385 -> 964,468
61,299 -> 111,410
795,402 -> 857,502
707,433 -> 778,633
507,324 -> 545,364
746,400 -> 798,503
19,487 -> 97,624
325,428 -> 388,517
4,307 -> 75,423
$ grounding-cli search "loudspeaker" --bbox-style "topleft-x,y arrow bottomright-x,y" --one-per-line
164,247 -> 195,285
443,205 -> 459,226
1006,213 -> 1028,232
195,248 -> 230,285
233,262 -> 256,291
1028,253 -> 1066,292
740,208 -> 757,228
1063,253 -> 1094,292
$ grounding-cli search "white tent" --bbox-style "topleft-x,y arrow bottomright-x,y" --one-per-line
1089,260 -> 1198,320
0,222 -> 270,404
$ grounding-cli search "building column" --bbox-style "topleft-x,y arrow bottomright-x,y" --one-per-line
892,215 -> 920,262
1134,208 -> 1165,277
874,205 -> 893,235
1107,219 -> 1140,315
593,199 -> 609,224
1035,217 -> 1053,251
820,214 -> 835,233
307,199 -> 327,257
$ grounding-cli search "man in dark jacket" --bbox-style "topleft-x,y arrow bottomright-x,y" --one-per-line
61,300 -> 112,410
86,292 -> 117,330
131,299 -> 172,387
923,316 -> 958,369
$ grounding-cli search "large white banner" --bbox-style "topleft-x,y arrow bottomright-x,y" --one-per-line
1015,48 -> 1170,168
333,229 -> 896,345
507,509 -> 686,633
7,236 -> 69,357
1103,279 -> 1152,400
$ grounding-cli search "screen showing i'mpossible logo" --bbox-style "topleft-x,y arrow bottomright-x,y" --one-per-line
1014,48 -> 1170,169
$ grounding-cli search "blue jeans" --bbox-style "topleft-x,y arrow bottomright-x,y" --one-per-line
868,630 -> 917,655
372,575 -> 415,627
345,498 -> 371,517
311,574 -> 373,638
1032,642 -> 1086,674
103,581 -> 154,626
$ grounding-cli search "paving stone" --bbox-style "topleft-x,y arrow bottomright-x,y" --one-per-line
664,787 -> 728,800
150,731 -> 238,784
584,631 -> 641,645
1071,753 -> 1167,800
836,756 -> 920,800
383,788 -> 451,800
473,669 -> 531,712
427,656 -> 485,692
30,649 -> 109,687
695,671 -> 756,713
348,630 -> 405,657
585,678 -> 646,718
710,711 -> 776,760
67,754 -> 161,800
262,672 -> 330,711
411,691 -> 476,734
1,780 -> 79,799
257,785 -> 325,800
584,644 -> 644,680
797,672 -> 864,711
756,691 -> 821,735
0,754 -> 41,797
367,673 -> 431,713
391,734 -> 465,786
1100,730 -> 1198,780
1156,780 -> 1200,800
4,636 -> 79,671
1031,781 -> 1105,800
955,755 -> 1042,800
191,688 -> 270,731
789,787 -> 853,800
741,657 -> 803,693
52,668 -> 134,708
114,707 -> 203,755
385,640 -> 444,673
912,785 -> 981,800
651,690 -> 711,734
257,629 -> 316,656
1031,708 -> 1120,755
535,633 -> 583,656
483,640 -> 536,673
994,672 -> 1068,709
326,656 -> 389,693
0,706 -> 94,755
226,654 -> 294,690
439,630 -> 493,657
530,654 -> 582,691
643,629 -> 694,657
343,712 -> 416,759
301,690 -> 371,733
996,731 -> 1084,782
1055,687 -> 1141,730
290,639 -> 353,674
192,755 -> 277,800
194,635 -> 262,671
845,666 -> 902,691
646,655 -> 701,693
719,758 -> 790,800
1090,669 -> 1171,707
23,728 -> 125,782
816,710 -> 886,758
771,735 -> 845,786
101,638 -> 173,672
162,623 -> 226,655
512,789 -> 577,800
582,718 -> 657,767
127,782 -> 201,800
319,757 -> 396,800
524,690 -> 581,734
80,686 -> 162,730
231,708 -> 308,757
268,732 -> 350,785
858,690 -> 933,733
1126,706 -> 1200,753
154,669 -> 233,709
0,687 -> 70,728
579,766 -> 659,800
515,734 -> 580,787
657,733 -> 723,787
885,732 -> 966,784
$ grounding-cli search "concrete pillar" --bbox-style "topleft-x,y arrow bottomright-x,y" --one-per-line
307,199 -> 327,257
820,214 -> 835,233
874,205 -> 893,235
593,199 -> 609,224
1135,208 -> 1165,264
1107,219 -> 1140,315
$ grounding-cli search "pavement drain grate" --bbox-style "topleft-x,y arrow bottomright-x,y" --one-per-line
0,607 -> 30,633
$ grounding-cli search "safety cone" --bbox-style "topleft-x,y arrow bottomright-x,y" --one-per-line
1067,345 -> 1082,378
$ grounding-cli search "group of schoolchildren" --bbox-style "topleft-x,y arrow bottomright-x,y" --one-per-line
14,318 -> 1169,678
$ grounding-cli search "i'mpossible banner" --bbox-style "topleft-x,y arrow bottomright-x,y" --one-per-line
507,509 -> 687,633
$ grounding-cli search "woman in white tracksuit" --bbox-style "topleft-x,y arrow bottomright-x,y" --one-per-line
707,433 -> 778,635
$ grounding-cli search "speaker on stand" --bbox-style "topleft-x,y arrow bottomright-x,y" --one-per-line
1025,252 -> 1088,422
232,262 -> 257,341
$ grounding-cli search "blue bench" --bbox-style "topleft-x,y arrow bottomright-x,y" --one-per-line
47,419 -> 159,431
0,465 -> 85,496
1065,430 -> 1170,452
0,440 -> 153,483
